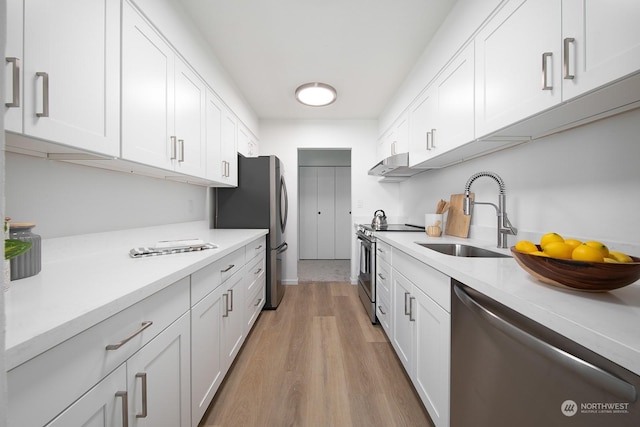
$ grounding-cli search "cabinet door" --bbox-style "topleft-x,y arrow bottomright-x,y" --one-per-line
191,285 -> 225,427
414,287 -> 450,427
562,0 -> 640,100
121,2 -> 175,170
334,167 -> 351,260
205,90 -> 223,182
128,312 -> 190,427
221,271 -> 245,370
475,0 -> 561,138
174,59 -> 206,177
408,86 -> 438,167
392,271 -> 414,375
23,0 -> 120,156
394,114 -> 409,154
221,110 -> 238,186
299,167 -> 319,260
46,365 -> 127,427
4,0 -> 23,133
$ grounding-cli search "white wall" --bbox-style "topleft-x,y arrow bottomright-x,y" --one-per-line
5,153 -> 207,239
259,119 -> 401,284
400,108 -> 640,255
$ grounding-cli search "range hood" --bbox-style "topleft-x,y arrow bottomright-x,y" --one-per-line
368,152 -> 426,181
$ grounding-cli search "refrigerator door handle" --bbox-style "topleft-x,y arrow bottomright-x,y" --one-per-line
275,242 -> 288,253
280,175 -> 288,232
454,284 -> 637,402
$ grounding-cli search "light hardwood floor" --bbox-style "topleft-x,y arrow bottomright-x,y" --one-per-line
200,282 -> 434,427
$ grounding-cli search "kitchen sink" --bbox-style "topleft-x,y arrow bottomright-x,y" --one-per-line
416,243 -> 511,258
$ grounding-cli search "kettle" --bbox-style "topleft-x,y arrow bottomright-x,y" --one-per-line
371,210 -> 388,229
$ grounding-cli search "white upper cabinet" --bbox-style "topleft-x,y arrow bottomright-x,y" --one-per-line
474,0 -> 562,138
237,123 -> 259,158
122,2 -> 206,178
561,0 -> 640,100
378,112 -> 409,161
205,91 -> 238,187
410,42 -> 475,168
16,0 -> 120,156
4,0 -> 23,133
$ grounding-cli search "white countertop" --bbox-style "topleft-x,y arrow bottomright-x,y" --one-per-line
4,221 -> 268,370
375,232 -> 640,376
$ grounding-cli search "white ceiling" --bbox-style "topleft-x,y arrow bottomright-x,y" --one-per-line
178,0 -> 457,120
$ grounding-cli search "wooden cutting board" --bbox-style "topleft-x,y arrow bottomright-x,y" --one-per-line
445,193 -> 474,238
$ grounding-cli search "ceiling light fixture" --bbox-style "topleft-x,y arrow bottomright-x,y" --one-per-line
295,82 -> 337,107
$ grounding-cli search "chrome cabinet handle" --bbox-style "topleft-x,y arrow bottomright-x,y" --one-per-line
378,305 -> 387,315
377,273 -> 386,280
222,293 -> 229,317
409,297 -> 416,322
426,131 -> 432,150
254,267 -> 263,275
170,136 -> 177,160
221,160 -> 226,177
105,321 -> 153,350
5,57 -> 20,107
178,139 -> 185,162
36,71 -> 49,117
431,129 -> 436,149
454,285 -> 637,401
541,52 -> 553,90
255,245 -> 263,250
228,289 -> 234,312
254,298 -> 263,307
115,391 -> 129,427
404,292 -> 410,315
135,373 -> 148,418
563,37 -> 575,80
377,247 -> 384,253
221,264 -> 235,273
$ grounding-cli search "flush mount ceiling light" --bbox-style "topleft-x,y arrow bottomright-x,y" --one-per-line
295,82 -> 337,107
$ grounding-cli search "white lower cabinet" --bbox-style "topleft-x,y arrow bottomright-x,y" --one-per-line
46,364 -> 127,427
127,312 -> 191,427
390,248 -> 451,427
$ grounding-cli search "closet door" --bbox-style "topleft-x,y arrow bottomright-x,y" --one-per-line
316,167 -> 336,259
334,167 -> 351,259
299,167 -> 318,259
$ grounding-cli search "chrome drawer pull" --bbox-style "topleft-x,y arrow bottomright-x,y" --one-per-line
563,37 -> 575,80
541,52 -> 553,90
378,305 -> 387,315
404,292 -> 410,315
135,373 -> 148,418
377,273 -> 386,280
254,298 -> 263,307
254,267 -> 263,275
222,293 -> 229,317
228,289 -> 234,312
409,297 -> 416,322
5,57 -> 20,107
115,391 -> 129,427
221,264 -> 235,273
106,321 -> 153,350
36,71 -> 49,117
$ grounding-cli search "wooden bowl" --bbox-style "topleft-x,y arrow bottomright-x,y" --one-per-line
510,246 -> 640,292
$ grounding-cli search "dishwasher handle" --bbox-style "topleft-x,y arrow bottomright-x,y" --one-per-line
454,284 -> 637,402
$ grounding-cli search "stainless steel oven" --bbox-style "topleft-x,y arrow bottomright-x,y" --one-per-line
356,226 -> 376,323
356,223 -> 424,323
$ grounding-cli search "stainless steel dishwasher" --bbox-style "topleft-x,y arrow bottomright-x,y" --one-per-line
451,281 -> 639,427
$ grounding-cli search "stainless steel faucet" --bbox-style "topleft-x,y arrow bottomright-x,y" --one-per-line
463,171 -> 517,248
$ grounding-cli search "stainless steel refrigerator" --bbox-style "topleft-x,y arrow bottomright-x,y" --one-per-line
213,155 -> 288,309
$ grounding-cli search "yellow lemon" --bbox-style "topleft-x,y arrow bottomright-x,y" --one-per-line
608,251 -> 633,263
515,240 -> 538,253
543,241 -> 573,259
530,251 -> 549,257
540,232 -> 564,249
584,241 -> 610,258
572,244 -> 605,262
603,257 -> 619,263
563,238 -> 582,250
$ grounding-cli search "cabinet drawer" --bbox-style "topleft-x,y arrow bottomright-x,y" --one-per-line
191,247 -> 245,305
376,240 -> 392,264
376,292 -> 392,338
8,278 -> 190,427
392,249 -> 450,312
376,258 -> 391,302
245,273 -> 265,332
246,253 -> 265,295
245,236 -> 266,262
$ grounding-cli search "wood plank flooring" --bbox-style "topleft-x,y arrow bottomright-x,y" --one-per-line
200,282 -> 434,427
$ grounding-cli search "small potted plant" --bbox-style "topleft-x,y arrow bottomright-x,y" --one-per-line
4,218 -> 33,288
